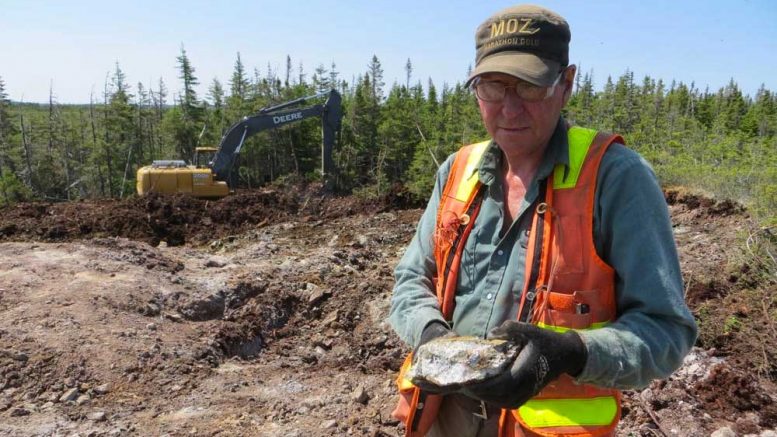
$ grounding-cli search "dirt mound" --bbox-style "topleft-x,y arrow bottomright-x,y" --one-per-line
666,188 -> 752,305
0,184 -> 416,247
0,190 -> 299,247
693,364 -> 777,424
666,188 -> 777,387
664,188 -> 747,217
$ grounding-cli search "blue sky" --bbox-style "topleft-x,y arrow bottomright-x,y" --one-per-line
2,0 -> 776,103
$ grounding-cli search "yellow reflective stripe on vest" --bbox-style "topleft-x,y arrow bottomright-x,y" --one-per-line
399,377 -> 414,391
397,354 -> 415,391
535,321 -> 609,333
523,321 -> 616,427
518,396 -> 618,427
553,126 -> 598,189
454,140 -> 490,201
461,130 -> 598,195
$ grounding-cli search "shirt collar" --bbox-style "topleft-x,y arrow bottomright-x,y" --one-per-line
477,117 -> 570,186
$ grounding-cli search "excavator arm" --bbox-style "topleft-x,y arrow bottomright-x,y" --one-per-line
210,89 -> 342,186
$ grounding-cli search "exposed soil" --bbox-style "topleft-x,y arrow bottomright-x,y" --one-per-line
0,184 -> 774,436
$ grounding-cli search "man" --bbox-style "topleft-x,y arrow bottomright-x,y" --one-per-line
388,4 -> 697,437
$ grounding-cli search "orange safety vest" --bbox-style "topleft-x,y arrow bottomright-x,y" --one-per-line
392,126 -> 625,437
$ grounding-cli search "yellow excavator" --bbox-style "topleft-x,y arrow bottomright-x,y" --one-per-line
136,89 -> 342,198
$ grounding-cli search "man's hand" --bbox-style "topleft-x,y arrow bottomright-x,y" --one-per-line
461,321 -> 587,409
410,321 -> 453,393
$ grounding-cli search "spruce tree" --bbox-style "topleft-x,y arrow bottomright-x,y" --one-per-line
329,62 -> 340,93
0,76 -> 19,175
172,46 -> 204,161
104,62 -> 135,197
177,45 -> 200,112
206,78 -> 226,145
313,64 -> 330,94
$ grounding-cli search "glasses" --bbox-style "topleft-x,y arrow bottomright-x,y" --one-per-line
472,71 -> 564,103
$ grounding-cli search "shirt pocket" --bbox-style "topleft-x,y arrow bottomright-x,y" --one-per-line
458,227 -> 479,295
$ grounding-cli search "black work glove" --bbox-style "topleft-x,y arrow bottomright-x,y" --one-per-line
414,321 -> 452,356
410,321 -> 454,394
461,320 -> 587,409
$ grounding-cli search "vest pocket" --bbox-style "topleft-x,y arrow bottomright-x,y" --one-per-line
535,290 -> 597,330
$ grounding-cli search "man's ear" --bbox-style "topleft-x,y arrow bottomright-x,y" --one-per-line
561,65 -> 577,104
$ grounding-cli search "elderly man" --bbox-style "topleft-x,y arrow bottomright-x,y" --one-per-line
388,4 -> 697,437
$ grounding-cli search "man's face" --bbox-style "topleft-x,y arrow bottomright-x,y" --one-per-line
476,67 -> 575,157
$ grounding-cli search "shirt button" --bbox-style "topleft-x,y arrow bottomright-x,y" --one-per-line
486,293 -> 494,300
497,250 -> 504,256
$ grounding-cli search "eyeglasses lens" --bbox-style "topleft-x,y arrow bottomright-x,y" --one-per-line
475,81 -> 549,102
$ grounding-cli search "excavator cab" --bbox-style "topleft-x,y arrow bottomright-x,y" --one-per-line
194,147 -> 218,169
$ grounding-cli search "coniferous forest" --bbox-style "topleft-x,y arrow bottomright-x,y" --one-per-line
0,48 -> 775,224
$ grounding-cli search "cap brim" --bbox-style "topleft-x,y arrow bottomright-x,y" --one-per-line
467,52 -> 561,87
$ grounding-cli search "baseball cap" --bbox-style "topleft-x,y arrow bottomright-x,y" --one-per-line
467,4 -> 570,87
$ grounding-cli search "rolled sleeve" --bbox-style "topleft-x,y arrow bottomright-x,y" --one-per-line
577,145 -> 698,389
388,156 -> 454,347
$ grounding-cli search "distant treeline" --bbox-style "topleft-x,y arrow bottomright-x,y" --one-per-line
0,48 -> 775,224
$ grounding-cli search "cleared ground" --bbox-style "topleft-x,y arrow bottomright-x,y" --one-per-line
0,185 -> 774,436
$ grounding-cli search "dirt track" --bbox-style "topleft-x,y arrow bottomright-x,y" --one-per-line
0,186 -> 775,436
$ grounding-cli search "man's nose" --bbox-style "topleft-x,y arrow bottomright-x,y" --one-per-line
501,89 -> 526,117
